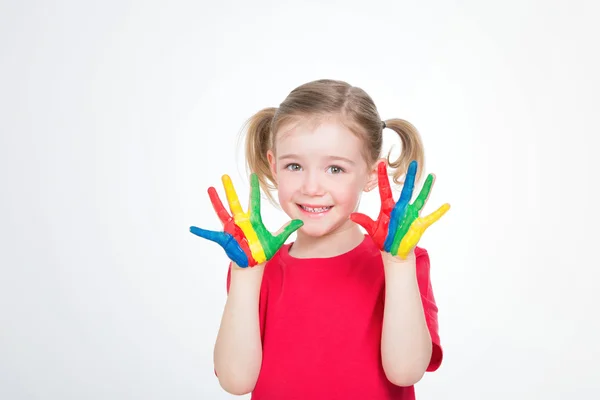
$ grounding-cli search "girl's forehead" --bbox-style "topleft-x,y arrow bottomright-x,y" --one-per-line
275,119 -> 363,154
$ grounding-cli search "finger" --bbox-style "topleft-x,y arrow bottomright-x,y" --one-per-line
208,187 -> 232,225
272,219 -> 304,253
190,226 -> 249,267
189,226 -> 229,246
377,162 -> 394,212
222,174 -> 244,217
420,203 -> 450,229
398,160 -> 417,206
350,212 -> 377,236
394,203 -> 448,257
246,173 -> 273,259
412,173 -> 435,212
250,173 -> 262,218
249,173 -> 268,240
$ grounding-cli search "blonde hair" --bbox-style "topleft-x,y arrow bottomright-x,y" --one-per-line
241,79 -> 425,203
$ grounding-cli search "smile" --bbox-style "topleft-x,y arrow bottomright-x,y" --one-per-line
297,204 -> 333,215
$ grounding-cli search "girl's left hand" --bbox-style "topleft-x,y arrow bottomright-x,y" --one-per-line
351,161 -> 450,259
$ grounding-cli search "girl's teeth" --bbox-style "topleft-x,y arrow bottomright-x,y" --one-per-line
301,205 -> 331,213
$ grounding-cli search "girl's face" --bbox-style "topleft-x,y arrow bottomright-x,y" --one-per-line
267,117 -> 377,238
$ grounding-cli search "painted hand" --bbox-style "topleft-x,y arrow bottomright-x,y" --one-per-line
190,186 -> 255,268
222,173 -> 304,264
351,161 -> 450,259
190,173 -> 303,267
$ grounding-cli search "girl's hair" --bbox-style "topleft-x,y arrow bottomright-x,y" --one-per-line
241,79 -> 425,203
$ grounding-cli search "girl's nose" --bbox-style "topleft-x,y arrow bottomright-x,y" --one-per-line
300,172 -> 325,196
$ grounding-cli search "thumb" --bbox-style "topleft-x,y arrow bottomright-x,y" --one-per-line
350,212 -> 376,236
273,219 -> 304,247
190,226 -> 227,246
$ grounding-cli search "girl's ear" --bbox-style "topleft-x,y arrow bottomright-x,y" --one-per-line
267,149 -> 278,184
364,158 -> 387,192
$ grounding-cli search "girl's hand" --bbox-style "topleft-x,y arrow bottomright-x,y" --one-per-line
190,173 -> 303,267
351,161 -> 450,259
190,185 -> 256,268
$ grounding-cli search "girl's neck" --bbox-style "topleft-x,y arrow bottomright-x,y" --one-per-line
289,221 -> 365,259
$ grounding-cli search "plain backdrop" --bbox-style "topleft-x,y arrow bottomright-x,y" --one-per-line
1,0 -> 599,399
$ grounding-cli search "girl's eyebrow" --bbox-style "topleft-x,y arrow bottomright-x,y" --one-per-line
326,156 -> 356,165
278,154 -> 356,165
278,153 -> 300,160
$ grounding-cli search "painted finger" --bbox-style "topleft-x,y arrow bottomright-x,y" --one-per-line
249,174 -> 262,218
270,219 -> 304,256
420,203 -> 451,229
412,173 -> 435,212
190,226 -> 229,245
208,187 -> 232,225
398,161 -> 417,206
222,174 -> 244,217
350,212 -> 377,236
190,226 -> 249,267
377,162 -> 395,211
249,173 -> 268,240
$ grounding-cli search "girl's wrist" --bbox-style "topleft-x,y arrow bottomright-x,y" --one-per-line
228,264 -> 265,295
230,262 -> 266,281
381,250 -> 416,268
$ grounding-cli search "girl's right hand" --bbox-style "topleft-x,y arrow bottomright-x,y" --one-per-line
190,173 -> 303,268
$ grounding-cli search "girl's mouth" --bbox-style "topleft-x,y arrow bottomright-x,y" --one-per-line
297,204 -> 333,216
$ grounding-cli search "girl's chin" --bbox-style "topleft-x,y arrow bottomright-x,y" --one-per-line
297,225 -> 329,238
295,218 -> 351,238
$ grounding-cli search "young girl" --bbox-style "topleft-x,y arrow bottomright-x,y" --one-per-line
190,79 -> 450,399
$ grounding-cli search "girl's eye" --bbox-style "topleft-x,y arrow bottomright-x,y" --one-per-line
285,163 -> 302,171
328,165 -> 345,174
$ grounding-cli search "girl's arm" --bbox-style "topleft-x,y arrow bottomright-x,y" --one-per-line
213,263 -> 265,395
380,251 -> 432,387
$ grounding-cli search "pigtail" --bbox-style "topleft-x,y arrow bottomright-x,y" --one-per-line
242,107 -> 278,202
384,118 -> 425,185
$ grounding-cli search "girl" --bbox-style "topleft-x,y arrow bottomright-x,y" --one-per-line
190,79 -> 450,399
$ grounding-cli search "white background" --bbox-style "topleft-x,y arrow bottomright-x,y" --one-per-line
1,0 -> 599,399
